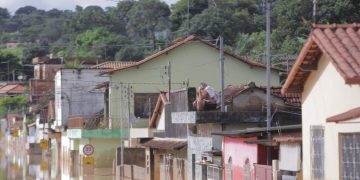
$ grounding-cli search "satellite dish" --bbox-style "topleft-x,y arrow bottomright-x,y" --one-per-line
17,75 -> 23,80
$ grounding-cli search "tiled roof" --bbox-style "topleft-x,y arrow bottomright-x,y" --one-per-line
141,138 -> 187,150
282,23 -> 360,94
0,84 -> 26,94
221,82 -> 301,107
102,35 -> 284,74
268,87 -> 301,107
91,61 -> 136,69
327,107 -> 360,123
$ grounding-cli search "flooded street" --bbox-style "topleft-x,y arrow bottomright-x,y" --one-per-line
0,135 -> 115,180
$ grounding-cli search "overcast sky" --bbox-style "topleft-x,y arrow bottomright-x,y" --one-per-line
0,0 -> 180,14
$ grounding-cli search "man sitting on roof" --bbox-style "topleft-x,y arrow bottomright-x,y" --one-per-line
193,82 -> 218,111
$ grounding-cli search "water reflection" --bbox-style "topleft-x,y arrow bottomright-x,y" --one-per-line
0,136 -> 115,180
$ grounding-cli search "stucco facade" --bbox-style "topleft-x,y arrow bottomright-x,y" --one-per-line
54,69 -> 109,127
109,41 -> 281,129
302,54 -> 360,180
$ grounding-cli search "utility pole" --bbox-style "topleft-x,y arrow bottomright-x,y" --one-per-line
219,36 -> 225,112
119,83 -> 124,180
168,61 -> 171,102
7,62 -> 9,82
12,69 -> 15,82
313,0 -> 318,24
127,84 -> 132,146
187,0 -> 190,35
265,0 -> 272,165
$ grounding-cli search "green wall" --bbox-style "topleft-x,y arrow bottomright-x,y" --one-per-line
109,42 -> 281,128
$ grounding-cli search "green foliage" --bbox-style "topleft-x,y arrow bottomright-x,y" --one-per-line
234,32 -> 265,61
64,59 -> 83,68
127,0 -> 171,50
72,27 -> 129,59
115,46 -> 144,61
0,95 -> 27,117
1,0 -> 360,73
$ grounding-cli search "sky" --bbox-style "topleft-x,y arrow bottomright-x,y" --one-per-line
0,0 -> 180,14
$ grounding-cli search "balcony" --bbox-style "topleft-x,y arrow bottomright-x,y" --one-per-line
172,111 -> 301,125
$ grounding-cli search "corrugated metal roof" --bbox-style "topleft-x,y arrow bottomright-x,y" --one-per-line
141,138 -> 187,150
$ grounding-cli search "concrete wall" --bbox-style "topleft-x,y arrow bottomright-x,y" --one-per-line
187,135 -> 212,180
110,42 -> 281,128
302,54 -> 360,180
79,138 -> 119,168
54,69 -> 109,127
232,88 -> 287,112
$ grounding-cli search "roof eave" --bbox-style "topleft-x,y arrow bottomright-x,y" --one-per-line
281,37 -> 315,95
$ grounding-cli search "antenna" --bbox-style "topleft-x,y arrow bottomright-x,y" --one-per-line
313,0 -> 318,24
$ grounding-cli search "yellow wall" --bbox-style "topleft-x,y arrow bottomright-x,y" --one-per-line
109,42 -> 280,128
79,138 -> 119,168
302,54 -> 360,179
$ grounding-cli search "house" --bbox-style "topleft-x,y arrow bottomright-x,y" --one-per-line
282,24 -> 360,180
27,56 -> 63,154
172,83 -> 301,180
53,68 -> 121,171
102,35 -> 283,145
0,83 -> 26,96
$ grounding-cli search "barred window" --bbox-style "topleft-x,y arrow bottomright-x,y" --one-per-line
310,125 -> 324,180
340,133 -> 360,180
207,165 -> 222,180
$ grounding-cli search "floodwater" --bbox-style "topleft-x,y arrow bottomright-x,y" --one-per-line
0,136 -> 115,180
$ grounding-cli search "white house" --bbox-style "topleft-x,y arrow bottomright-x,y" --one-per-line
54,68 -> 109,128
282,24 -> 360,180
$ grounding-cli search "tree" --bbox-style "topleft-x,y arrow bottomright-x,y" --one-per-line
0,49 -> 23,81
65,5 -> 109,33
107,0 -> 135,34
15,6 -> 37,15
127,0 -> 171,50
171,0 -> 208,32
115,46 -> 144,61
72,27 -> 129,60
0,95 -> 27,117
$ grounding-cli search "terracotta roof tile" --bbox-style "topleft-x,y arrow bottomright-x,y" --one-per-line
102,35 -> 284,74
0,84 -> 25,94
282,24 -> 360,94
91,61 -> 136,69
327,107 -> 360,123
221,83 -> 301,107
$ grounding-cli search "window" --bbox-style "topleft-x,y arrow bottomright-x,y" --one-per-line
310,125 -> 324,180
134,93 -> 158,118
207,165 -> 222,180
340,133 -> 360,180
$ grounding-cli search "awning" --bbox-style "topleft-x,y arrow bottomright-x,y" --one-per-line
243,139 -> 278,146
141,138 -> 187,150
211,124 -> 301,137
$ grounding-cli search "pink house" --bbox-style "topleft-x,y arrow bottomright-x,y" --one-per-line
223,136 -> 267,180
